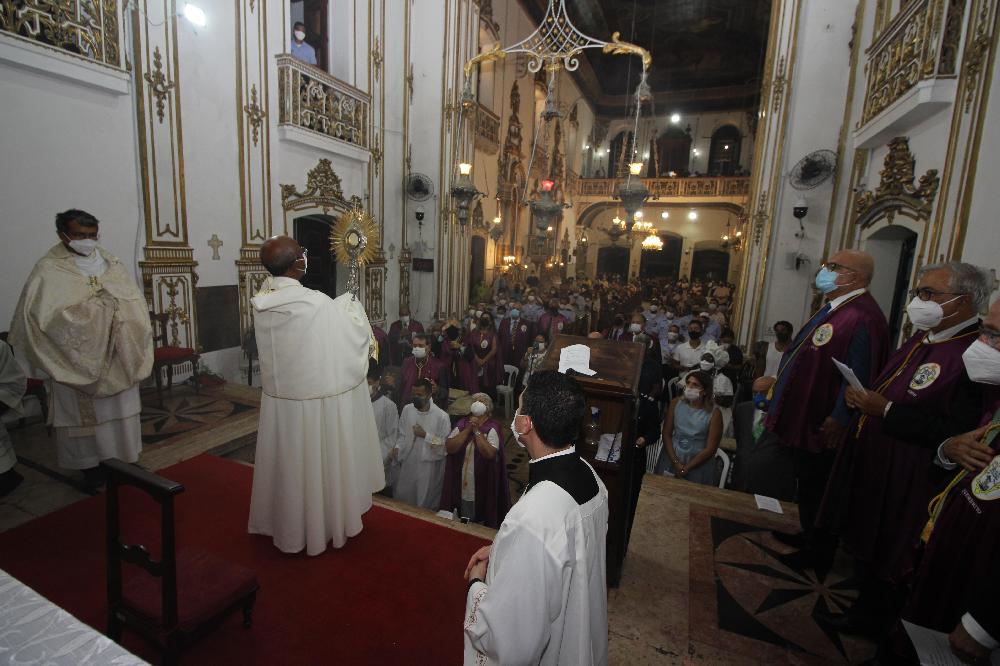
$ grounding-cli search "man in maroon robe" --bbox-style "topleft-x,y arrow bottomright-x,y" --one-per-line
372,323 -> 390,372
465,314 -> 500,400
815,262 -> 988,634
765,249 -> 889,570
388,307 -> 425,366
440,393 -> 510,528
399,334 -> 449,410
537,300 -> 568,342
497,303 -> 533,369
882,297 -> 1000,663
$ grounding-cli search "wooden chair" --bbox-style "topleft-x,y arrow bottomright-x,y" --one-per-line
102,458 -> 259,665
150,313 -> 200,405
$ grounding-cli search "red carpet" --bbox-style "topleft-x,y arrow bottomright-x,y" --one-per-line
0,454 -> 489,664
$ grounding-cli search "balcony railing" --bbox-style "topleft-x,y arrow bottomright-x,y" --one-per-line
860,0 -> 964,126
474,102 -> 500,153
277,54 -> 370,149
575,176 -> 751,199
0,0 -> 123,69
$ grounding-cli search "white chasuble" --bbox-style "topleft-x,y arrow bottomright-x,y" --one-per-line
248,277 -> 385,555
393,402 -> 452,510
464,466 -> 610,665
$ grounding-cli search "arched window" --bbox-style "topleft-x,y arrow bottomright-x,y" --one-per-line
656,127 -> 692,176
708,125 -> 741,176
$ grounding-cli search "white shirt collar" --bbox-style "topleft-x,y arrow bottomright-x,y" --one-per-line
927,315 -> 980,343
528,445 -> 576,464
827,288 -> 867,311
267,276 -> 301,289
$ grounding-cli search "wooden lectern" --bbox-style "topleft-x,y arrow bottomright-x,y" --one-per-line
537,334 -> 644,587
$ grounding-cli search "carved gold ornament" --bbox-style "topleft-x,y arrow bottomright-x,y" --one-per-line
855,137 -> 939,226
244,84 -> 266,146
281,158 -> 345,211
0,0 -> 122,68
144,46 -> 175,124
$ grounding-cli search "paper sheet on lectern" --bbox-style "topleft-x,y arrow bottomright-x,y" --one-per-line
558,344 -> 597,376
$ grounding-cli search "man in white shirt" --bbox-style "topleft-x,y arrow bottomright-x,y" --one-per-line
463,370 -> 609,665
368,366 -> 399,494
673,318 -> 707,370
393,379 -> 452,510
290,22 -> 317,66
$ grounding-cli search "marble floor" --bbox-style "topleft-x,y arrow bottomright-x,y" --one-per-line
0,384 -> 876,664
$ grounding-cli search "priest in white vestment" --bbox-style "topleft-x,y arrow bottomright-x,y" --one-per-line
9,210 -> 152,489
392,378 -> 452,510
248,236 -> 385,555
463,370 -> 609,666
368,366 -> 400,493
0,341 -> 27,496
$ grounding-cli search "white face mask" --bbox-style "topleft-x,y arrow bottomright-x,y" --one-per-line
401,316 -> 410,325
649,305 -> 658,312
963,340 -> 1000,385
67,238 -> 98,257
470,401 -> 487,416
684,387 -> 703,402
294,30 -> 306,41
412,346 -> 427,359
628,323 -> 642,333
534,342 -> 545,351
666,312 -> 675,319
699,360 -> 714,372
369,384 -> 378,397
906,295 -> 961,330
667,332 -> 678,342
510,411 -> 527,449
475,310 -> 483,318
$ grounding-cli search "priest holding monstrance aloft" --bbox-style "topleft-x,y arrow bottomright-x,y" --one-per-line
248,209 -> 384,555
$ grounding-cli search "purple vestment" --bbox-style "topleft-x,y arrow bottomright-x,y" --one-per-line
439,417 -> 511,529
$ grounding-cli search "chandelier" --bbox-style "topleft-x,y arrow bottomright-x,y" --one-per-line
641,232 -> 663,251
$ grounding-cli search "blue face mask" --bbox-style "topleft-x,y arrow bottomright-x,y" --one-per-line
814,267 -> 840,294
509,308 -> 520,318
752,392 -> 770,411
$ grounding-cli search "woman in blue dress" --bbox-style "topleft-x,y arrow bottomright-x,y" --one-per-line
655,370 -> 723,485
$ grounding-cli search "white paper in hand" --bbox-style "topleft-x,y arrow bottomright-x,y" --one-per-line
901,620 -> 969,665
558,344 -> 597,376
833,358 -> 866,392
754,494 -> 783,514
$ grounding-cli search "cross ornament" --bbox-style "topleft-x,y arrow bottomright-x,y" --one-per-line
207,234 -> 223,260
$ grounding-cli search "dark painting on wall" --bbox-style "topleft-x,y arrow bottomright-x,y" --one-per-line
196,285 -> 241,352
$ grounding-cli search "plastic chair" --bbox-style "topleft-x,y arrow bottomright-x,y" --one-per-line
496,364 -> 519,417
645,437 -> 663,474
715,449 -> 731,489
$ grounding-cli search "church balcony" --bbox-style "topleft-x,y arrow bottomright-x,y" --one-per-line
854,0 -> 963,148
573,175 -> 751,201
474,102 -> 500,154
276,54 -> 370,159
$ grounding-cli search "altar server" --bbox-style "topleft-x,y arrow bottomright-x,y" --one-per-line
368,366 -> 400,493
765,249 -> 889,566
816,262 -> 987,634
463,371 -> 609,665
393,379 -> 452,510
248,235 -> 384,555
10,209 -> 152,489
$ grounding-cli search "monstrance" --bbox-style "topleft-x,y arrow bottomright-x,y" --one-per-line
329,205 -> 380,301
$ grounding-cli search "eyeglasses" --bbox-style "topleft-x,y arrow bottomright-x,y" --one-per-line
908,287 -> 967,302
821,262 -> 857,273
980,326 -> 1000,348
62,230 -> 99,241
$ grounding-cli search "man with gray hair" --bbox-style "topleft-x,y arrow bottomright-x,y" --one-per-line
814,260 -> 989,636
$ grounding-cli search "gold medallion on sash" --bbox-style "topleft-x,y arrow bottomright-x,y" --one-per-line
972,455 -> 1000,501
909,363 -> 940,391
812,323 -> 834,347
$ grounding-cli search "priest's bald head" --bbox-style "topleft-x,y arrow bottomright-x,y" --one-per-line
514,370 -> 587,459
261,235 -> 306,278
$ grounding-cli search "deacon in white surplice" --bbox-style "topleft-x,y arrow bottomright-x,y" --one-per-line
392,378 -> 452,510
9,209 -> 152,490
463,370 -> 609,666
248,235 -> 384,555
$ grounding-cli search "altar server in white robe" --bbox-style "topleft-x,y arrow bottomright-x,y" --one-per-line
368,365 -> 400,493
248,235 -> 385,555
0,341 -> 27,496
9,210 -> 152,489
463,370 -> 609,666
393,378 -> 452,510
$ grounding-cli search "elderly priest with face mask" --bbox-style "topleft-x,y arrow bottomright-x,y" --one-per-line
815,261 -> 989,635
10,209 -> 152,490
248,235 -> 385,555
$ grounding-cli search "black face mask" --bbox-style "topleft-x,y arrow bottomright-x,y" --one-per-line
688,329 -> 703,339
479,318 -> 491,329
549,305 -> 559,313
412,396 -> 428,409
614,318 -> 625,328
776,331 -> 791,343
445,326 -> 460,341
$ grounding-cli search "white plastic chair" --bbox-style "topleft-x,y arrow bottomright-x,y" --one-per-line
497,364 -> 519,417
715,449 -> 731,489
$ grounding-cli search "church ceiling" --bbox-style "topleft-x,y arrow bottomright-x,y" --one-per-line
522,0 -> 771,113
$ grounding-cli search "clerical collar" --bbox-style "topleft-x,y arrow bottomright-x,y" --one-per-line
827,288 -> 866,311
525,446 -> 598,505
266,276 -> 301,290
927,316 -> 980,343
